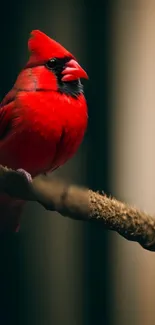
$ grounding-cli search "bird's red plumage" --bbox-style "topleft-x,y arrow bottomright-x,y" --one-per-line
0,30 -> 88,232
27,30 -> 74,67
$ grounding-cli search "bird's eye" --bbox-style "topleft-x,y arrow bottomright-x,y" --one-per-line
45,58 -> 57,70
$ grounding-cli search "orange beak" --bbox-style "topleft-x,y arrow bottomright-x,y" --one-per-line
61,59 -> 88,81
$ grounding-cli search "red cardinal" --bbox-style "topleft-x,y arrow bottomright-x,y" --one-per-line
0,30 -> 88,232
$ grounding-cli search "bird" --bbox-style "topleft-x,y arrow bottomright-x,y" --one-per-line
0,29 -> 88,232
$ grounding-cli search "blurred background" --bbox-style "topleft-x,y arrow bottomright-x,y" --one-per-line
1,0 -> 155,324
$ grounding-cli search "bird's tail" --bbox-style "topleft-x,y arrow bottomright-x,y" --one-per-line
0,195 -> 25,233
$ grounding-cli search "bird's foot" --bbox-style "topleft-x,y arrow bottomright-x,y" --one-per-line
16,168 -> 32,183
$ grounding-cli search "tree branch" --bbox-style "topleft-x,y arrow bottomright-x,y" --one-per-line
0,165 -> 155,251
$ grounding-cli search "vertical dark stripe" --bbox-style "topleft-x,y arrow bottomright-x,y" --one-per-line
84,1 -> 113,325
0,3 -> 23,324
0,3 -> 23,100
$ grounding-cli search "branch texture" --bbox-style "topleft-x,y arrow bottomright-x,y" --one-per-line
0,165 -> 155,251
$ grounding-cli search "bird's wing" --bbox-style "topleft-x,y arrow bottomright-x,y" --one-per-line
0,88 -> 18,140
1,88 -> 16,107
0,102 -> 15,140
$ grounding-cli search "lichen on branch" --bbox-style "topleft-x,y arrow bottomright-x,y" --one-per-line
0,165 -> 155,251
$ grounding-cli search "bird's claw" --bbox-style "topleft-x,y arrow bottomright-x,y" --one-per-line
16,168 -> 32,183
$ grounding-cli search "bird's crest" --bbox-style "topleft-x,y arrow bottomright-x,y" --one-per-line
27,30 -> 73,67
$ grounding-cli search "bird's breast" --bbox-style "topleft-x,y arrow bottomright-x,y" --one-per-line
0,91 -> 88,177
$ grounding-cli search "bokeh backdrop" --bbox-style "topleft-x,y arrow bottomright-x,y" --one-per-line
1,0 -> 155,324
